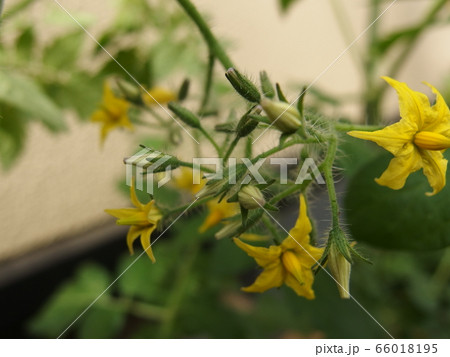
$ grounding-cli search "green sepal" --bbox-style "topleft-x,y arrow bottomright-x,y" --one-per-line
275,83 -> 288,103
263,202 -> 279,212
297,86 -> 307,117
240,204 -> 249,226
177,78 -> 190,101
259,71 -> 275,99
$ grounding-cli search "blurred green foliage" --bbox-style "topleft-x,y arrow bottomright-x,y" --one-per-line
29,214 -> 450,338
0,0 -> 205,169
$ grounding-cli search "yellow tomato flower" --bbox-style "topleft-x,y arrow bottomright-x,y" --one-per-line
142,87 -> 176,106
348,76 -> 450,196
233,195 -> 324,299
91,83 -> 133,144
199,199 -> 239,233
105,184 -> 162,263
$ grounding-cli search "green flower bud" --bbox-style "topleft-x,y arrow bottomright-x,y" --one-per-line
168,102 -> 201,128
115,78 -> 141,103
215,221 -> 241,240
260,98 -> 302,134
238,185 -> 266,210
236,108 -> 261,138
328,235 -> 351,299
225,68 -> 261,103
196,179 -> 225,198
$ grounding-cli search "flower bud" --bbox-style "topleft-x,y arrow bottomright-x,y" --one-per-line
236,109 -> 261,138
115,78 -> 141,103
168,102 -> 201,128
215,221 -> 241,240
238,185 -> 265,210
196,179 -> 225,199
328,241 -> 351,299
225,68 -> 261,103
260,98 -> 301,134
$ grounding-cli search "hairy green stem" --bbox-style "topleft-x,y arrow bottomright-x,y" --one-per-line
333,123 -> 383,132
262,215 -> 282,244
177,160 -> 215,173
175,0 -> 234,70
321,135 -> 340,229
199,127 -> 222,156
199,52 -> 215,114
252,137 -> 321,164
223,136 -> 240,163
102,296 -> 167,321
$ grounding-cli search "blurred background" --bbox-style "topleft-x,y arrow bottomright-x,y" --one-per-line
1,0 -> 449,338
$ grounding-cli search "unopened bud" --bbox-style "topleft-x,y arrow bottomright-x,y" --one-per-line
225,68 -> 261,103
215,221 -> 241,240
168,102 -> 201,128
328,240 -> 351,299
260,98 -> 301,134
238,185 -> 265,210
196,179 -> 225,199
236,108 -> 261,138
115,78 -> 141,103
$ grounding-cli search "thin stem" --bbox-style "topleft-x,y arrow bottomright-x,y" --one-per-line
101,296 -> 167,321
262,215 -> 282,245
387,0 -> 447,80
198,52 -> 215,114
364,0 -> 381,125
321,135 -> 340,229
252,136 -> 322,164
223,136 -> 240,163
333,123 -> 383,132
165,196 -> 212,216
329,0 -> 362,71
269,184 -> 304,205
178,160 -> 215,173
199,127 -> 222,156
245,136 -> 253,159
175,0 -> 234,70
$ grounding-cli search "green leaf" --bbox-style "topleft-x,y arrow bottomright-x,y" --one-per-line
43,72 -> 103,119
15,26 -> 35,59
77,306 -> 125,339
336,135 -> 382,177
0,105 -> 27,169
0,71 -> 66,131
43,30 -> 84,69
28,264 -> 111,337
100,49 -> 152,87
345,151 -> 450,250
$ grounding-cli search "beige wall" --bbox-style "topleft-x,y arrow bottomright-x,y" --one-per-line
1,0 -> 450,260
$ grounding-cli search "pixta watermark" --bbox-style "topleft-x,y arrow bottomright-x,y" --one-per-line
125,147 -> 325,194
